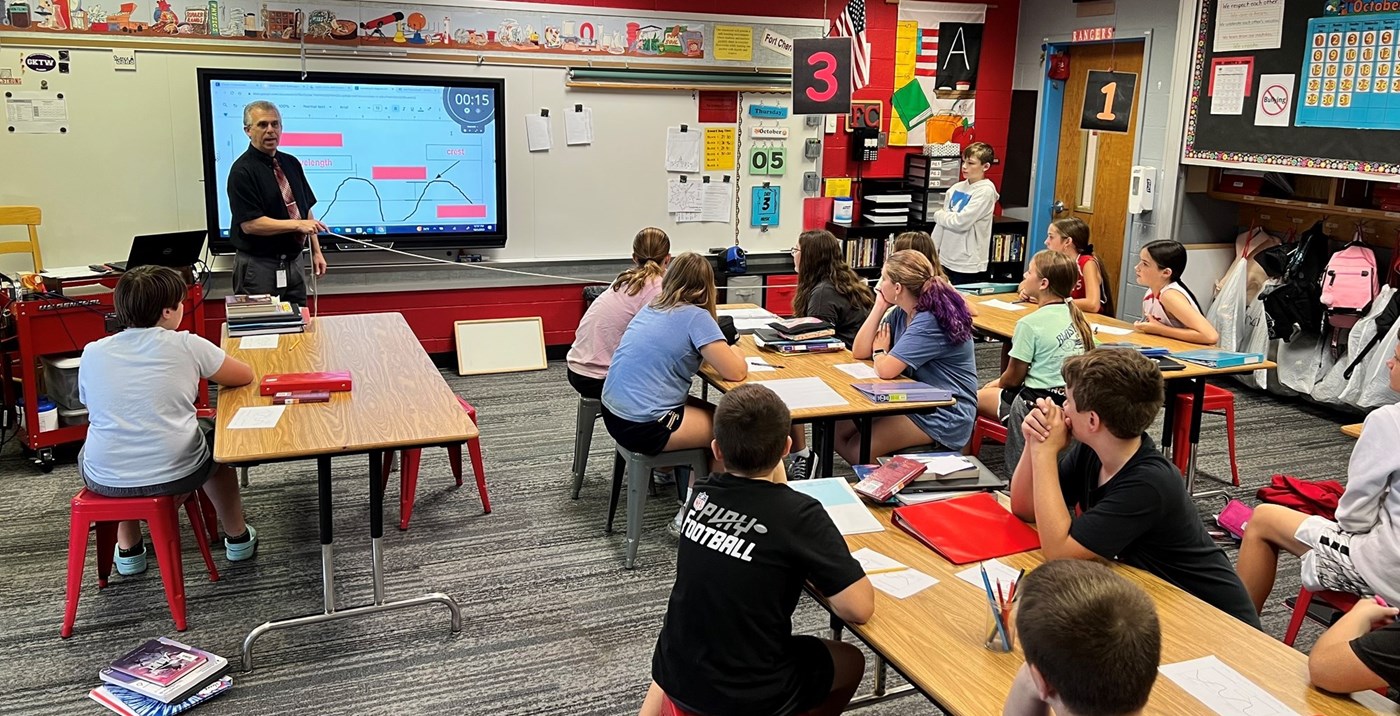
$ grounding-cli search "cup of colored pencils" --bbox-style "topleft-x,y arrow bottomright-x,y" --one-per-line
980,564 -> 1022,652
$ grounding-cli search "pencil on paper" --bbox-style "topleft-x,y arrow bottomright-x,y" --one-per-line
864,566 -> 908,575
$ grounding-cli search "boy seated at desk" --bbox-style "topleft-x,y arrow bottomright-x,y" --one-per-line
1010,349 -> 1261,628
78,265 -> 259,575
640,383 -> 874,716
1309,596 -> 1400,695
1004,560 -> 1161,716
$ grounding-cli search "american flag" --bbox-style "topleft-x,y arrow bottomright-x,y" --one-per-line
834,0 -> 870,90
916,28 -> 939,77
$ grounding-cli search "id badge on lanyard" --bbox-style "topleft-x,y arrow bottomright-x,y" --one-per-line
276,269 -> 288,288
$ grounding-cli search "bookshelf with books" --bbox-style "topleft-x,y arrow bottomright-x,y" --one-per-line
827,215 -> 1029,282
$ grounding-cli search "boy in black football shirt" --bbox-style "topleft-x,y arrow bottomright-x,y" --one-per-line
640,383 -> 874,716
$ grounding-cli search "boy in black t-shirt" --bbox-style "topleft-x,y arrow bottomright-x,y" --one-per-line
1010,349 -> 1261,628
1309,596 -> 1400,694
640,383 -> 874,716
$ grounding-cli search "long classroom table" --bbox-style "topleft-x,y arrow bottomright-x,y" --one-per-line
823,504 -> 1397,716
967,293 -> 1278,496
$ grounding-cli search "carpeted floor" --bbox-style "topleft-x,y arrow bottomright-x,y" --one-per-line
0,343 -> 1372,715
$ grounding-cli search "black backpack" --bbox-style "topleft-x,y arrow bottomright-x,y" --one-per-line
1259,221 -> 1331,342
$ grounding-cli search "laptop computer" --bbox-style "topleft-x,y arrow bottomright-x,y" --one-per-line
95,230 -> 206,273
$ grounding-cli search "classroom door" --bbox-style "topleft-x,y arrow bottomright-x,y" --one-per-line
1051,40 -> 1145,306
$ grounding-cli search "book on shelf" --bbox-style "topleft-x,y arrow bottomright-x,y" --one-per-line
1171,349 -> 1264,368
89,676 -> 232,716
852,455 -> 927,502
955,282 -> 1021,296
99,638 -> 230,705
863,213 -> 908,225
851,381 -> 953,403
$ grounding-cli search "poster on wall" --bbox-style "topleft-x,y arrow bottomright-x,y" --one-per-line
1296,13 -> 1400,130
890,1 -> 986,146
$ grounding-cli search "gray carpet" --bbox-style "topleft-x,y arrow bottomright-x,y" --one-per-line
0,343 -> 1370,715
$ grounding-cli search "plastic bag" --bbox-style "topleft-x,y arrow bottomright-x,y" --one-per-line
1208,256 -> 1250,353
1234,297 -> 1271,390
1337,286 -> 1397,407
1356,313 -> 1400,407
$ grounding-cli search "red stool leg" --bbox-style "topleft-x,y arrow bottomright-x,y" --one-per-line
447,445 -> 464,487
62,510 -> 92,638
147,500 -> 189,632
1224,400 -> 1240,487
196,488 -> 218,544
398,449 -> 422,531
968,423 -> 984,456
94,522 -> 118,587
466,439 -> 490,514
1172,397 -> 1193,475
1283,587 -> 1314,647
182,495 -> 220,583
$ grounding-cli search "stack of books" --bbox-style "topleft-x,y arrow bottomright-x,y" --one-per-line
226,294 -> 307,337
754,318 -> 844,353
89,638 -> 232,715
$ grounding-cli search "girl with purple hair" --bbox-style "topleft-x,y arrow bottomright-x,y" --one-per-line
833,250 -> 978,463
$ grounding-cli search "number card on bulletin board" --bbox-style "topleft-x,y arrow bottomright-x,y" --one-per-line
1081,71 -> 1138,133
1297,18 -> 1400,129
751,185 -> 781,227
793,37 -> 853,115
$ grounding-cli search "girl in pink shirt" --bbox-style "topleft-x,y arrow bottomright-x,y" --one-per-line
567,228 -> 671,399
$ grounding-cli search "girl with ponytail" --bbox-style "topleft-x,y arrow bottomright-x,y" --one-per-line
1045,217 -> 1112,314
834,250 -> 978,462
566,227 -> 672,399
1134,239 -> 1219,345
977,250 -> 1092,428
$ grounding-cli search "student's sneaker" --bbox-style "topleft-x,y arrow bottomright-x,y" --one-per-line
224,524 -> 258,562
668,506 -> 685,540
651,468 -> 676,487
787,452 -> 817,481
114,543 -> 148,576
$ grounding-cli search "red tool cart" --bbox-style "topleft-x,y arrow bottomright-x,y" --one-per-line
1,277 -> 208,472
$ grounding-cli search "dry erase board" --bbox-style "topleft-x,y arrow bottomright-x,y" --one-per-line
1182,1 -> 1400,178
455,317 -> 546,375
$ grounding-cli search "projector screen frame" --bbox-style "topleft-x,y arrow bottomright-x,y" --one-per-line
196,67 -> 508,255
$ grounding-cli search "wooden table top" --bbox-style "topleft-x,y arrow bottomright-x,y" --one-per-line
698,334 -> 954,421
967,293 -> 1278,380
840,505 -> 1394,716
214,313 -> 478,464
1343,423 -> 1364,439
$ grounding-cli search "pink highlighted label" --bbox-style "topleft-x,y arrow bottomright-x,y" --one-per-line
372,166 -> 429,180
437,204 -> 488,218
279,132 -> 343,147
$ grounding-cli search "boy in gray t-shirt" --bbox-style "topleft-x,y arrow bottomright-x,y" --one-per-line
79,266 -> 261,575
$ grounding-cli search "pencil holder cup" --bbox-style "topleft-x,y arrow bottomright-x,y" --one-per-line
983,594 -> 1018,652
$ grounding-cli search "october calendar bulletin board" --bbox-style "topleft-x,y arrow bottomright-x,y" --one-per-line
1182,0 -> 1400,177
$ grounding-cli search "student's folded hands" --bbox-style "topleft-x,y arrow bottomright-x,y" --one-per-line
1022,398 -> 1069,454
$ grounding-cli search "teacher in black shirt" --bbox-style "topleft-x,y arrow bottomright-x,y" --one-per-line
226,100 -> 327,306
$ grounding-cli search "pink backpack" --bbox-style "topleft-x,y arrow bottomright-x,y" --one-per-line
1321,241 -> 1379,357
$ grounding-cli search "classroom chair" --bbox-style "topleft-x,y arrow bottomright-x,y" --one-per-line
62,489 -> 219,637
380,396 -> 490,531
0,205 -> 44,272
966,415 -> 1008,456
570,396 -> 603,499
607,446 -> 708,569
1171,384 -> 1240,487
1283,587 -> 1361,647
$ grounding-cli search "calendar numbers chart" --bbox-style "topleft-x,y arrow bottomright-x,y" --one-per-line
1298,14 -> 1400,129
750,185 -> 781,227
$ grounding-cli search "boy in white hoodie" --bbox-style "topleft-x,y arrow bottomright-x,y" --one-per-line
932,142 -> 1000,285
1235,341 -> 1400,614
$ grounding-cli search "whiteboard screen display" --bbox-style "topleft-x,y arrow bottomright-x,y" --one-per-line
197,69 -> 507,252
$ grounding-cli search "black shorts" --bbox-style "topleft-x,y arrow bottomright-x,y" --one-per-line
601,404 -> 684,456
566,368 -> 605,401
78,419 -> 219,498
668,635 -> 834,716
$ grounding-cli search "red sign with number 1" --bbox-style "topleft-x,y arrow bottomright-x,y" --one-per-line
792,37 -> 853,115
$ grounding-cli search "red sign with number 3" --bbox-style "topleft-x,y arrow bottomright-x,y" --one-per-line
793,37 -> 853,115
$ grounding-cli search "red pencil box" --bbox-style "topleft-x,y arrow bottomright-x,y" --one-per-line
259,370 -> 352,396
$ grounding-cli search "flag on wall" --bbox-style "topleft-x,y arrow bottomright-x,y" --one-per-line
916,28 -> 939,78
833,0 -> 870,90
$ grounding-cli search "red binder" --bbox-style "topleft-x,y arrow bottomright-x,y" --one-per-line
259,370 -> 352,396
891,493 -> 1041,564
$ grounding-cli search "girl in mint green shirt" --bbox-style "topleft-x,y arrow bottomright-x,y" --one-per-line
976,250 -> 1094,421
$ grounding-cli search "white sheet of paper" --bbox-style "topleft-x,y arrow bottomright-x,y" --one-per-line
718,308 -> 779,319
834,362 -> 880,379
667,179 -> 703,212
906,454 -> 975,476
955,559 -> 1022,590
1092,324 -> 1133,336
1159,656 -> 1301,716
665,127 -> 701,172
525,114 -> 552,152
745,356 -> 777,372
786,479 -> 884,535
870,569 -> 940,599
1211,64 -> 1249,115
754,377 -> 848,411
982,299 -> 1025,312
851,547 -> 905,572
227,405 -> 287,430
896,489 -> 980,506
1254,74 -> 1295,128
1213,0 -> 1284,52
674,211 -> 703,223
565,106 -> 593,145
40,265 -> 104,279
733,318 -> 775,331
701,181 -> 734,222
5,91 -> 69,133
237,335 -> 280,350
1350,689 -> 1399,712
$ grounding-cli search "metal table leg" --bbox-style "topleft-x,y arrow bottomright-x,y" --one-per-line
241,452 -> 462,672
858,418 -> 873,466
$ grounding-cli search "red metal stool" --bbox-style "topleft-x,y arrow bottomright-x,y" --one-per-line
62,489 -> 220,637
1172,384 -> 1240,486
1283,587 -> 1361,647
382,396 -> 490,530
967,415 -> 1009,456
